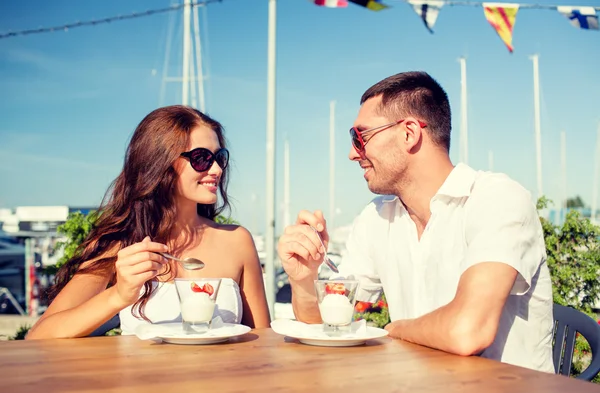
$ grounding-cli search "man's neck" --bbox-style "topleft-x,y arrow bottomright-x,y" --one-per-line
397,155 -> 455,230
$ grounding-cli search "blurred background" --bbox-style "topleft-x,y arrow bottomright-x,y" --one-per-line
0,0 -> 598,327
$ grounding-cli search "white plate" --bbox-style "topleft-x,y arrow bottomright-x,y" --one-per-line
271,320 -> 389,347
147,323 -> 251,345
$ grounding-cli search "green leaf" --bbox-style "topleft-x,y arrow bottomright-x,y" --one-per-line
44,210 -> 99,275
9,324 -> 31,340
215,215 -> 239,225
538,198 -> 600,316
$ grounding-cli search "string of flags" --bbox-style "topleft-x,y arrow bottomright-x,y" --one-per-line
0,0 -> 220,40
310,0 -> 599,53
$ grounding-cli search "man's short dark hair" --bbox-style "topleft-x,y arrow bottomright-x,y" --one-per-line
360,71 -> 451,151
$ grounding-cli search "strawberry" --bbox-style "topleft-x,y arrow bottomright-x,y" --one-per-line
190,282 -> 214,295
203,283 -> 214,296
355,301 -> 370,313
325,283 -> 345,295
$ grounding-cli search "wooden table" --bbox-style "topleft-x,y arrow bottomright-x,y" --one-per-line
0,329 -> 598,392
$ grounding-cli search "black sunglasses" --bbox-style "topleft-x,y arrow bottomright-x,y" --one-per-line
180,147 -> 229,172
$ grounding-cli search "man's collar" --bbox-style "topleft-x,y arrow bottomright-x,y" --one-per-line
380,163 -> 477,208
435,163 -> 477,198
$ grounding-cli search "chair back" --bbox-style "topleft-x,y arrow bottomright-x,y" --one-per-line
89,314 -> 120,337
553,303 -> 600,381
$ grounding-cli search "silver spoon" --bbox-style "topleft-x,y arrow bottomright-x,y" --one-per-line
159,252 -> 205,270
309,226 -> 339,274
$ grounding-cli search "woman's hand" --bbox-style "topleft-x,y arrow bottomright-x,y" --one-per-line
114,236 -> 168,307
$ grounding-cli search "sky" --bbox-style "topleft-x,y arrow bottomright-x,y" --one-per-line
0,0 -> 599,236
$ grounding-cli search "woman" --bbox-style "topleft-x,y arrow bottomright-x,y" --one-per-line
26,106 -> 270,339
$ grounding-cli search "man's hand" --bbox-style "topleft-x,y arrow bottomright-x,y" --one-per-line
277,210 -> 329,282
277,210 -> 329,323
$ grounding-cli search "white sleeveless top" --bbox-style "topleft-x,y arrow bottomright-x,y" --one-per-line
119,278 -> 243,335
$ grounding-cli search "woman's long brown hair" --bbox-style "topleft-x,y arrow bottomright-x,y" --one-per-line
47,105 -> 231,321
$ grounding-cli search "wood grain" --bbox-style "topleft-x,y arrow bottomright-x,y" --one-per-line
0,329 -> 598,392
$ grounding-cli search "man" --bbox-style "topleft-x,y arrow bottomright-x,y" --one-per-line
277,71 -> 554,372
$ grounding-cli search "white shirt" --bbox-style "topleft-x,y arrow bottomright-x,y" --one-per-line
335,163 -> 554,372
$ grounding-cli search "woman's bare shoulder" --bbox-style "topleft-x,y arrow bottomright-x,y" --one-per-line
206,223 -> 256,259
211,223 -> 254,243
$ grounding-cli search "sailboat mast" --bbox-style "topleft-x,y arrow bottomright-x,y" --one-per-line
192,3 -> 205,112
459,57 -> 468,165
283,138 -> 290,230
592,123 -> 600,224
182,0 -> 191,105
560,131 -> 567,209
329,100 -> 336,230
264,0 -> 277,318
531,54 -> 543,199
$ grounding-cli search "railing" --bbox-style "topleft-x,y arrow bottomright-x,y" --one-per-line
0,287 -> 26,316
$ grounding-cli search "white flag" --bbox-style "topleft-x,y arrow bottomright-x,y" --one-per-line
557,6 -> 599,30
408,0 -> 444,33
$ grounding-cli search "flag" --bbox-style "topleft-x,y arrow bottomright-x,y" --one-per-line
557,6 -> 599,30
483,3 -> 519,53
408,0 -> 444,33
311,0 -> 349,7
349,0 -> 389,11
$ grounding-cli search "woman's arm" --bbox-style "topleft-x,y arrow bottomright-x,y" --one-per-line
235,227 -> 271,328
26,272 -> 127,339
27,237 -> 169,339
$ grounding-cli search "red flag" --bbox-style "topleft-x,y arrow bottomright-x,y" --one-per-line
312,0 -> 349,7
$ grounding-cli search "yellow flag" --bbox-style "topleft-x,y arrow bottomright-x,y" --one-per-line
366,0 -> 388,11
349,0 -> 389,11
483,3 -> 519,53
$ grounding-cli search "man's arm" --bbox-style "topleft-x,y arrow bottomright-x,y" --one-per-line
385,262 -> 517,356
386,175 -> 543,356
283,201 -> 383,323
290,275 -> 322,324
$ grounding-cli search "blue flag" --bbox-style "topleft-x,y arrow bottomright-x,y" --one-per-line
557,6 -> 599,30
